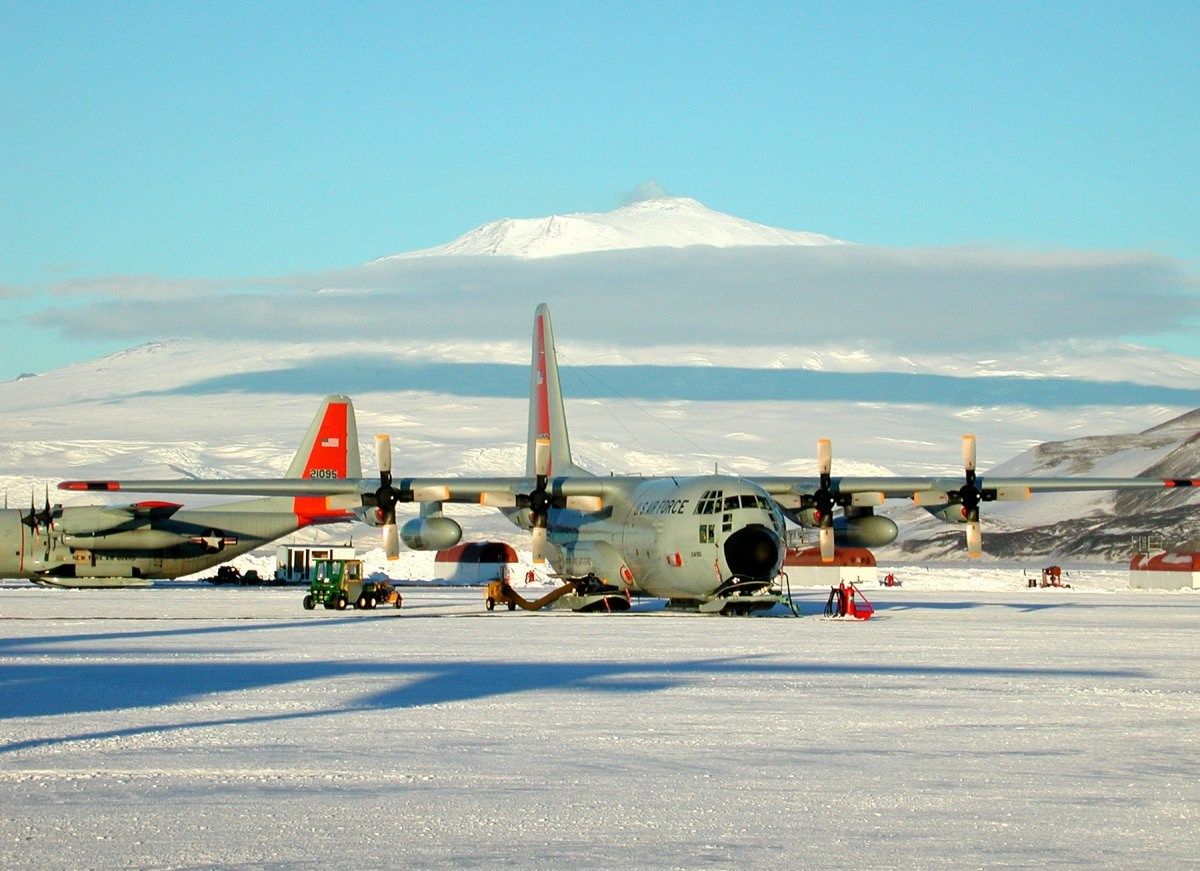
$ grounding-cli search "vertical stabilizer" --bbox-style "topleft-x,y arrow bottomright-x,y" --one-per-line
286,395 -> 361,479
286,395 -> 361,523
527,304 -> 584,477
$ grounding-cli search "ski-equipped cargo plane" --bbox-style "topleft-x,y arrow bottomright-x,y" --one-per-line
62,306 -> 1199,611
16,395 -> 360,587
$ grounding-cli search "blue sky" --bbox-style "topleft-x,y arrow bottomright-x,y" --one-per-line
1,1 -> 1197,376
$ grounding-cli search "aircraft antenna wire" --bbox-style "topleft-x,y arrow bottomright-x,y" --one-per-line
556,351 -> 733,475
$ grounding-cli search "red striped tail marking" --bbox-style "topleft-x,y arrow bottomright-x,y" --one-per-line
534,313 -> 552,476
294,400 -> 353,524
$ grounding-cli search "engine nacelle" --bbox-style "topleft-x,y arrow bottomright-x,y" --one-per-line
58,507 -> 139,536
784,506 -> 819,527
834,514 -> 900,548
400,516 -> 462,551
923,503 -> 968,525
784,507 -> 900,548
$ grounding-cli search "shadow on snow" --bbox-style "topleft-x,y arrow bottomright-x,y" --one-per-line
0,621 -> 1146,754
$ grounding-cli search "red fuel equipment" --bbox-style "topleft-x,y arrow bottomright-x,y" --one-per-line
824,581 -> 875,620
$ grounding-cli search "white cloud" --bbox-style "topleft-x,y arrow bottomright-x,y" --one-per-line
45,275 -> 229,299
620,180 -> 672,204
28,244 -> 1198,355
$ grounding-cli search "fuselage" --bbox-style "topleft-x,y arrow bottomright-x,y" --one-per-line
513,474 -> 787,600
0,502 -> 334,586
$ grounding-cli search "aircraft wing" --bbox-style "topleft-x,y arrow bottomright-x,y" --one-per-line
62,472 -> 1197,504
58,475 -> 615,505
754,475 -> 1200,500
61,478 -> 368,496
754,467 -> 1197,560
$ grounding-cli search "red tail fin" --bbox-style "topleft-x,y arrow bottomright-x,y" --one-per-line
287,395 -> 360,524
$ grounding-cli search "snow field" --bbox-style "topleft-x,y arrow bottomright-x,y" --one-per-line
1,575 -> 1196,868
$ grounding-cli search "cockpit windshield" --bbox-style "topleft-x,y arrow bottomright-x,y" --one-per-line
694,489 -> 772,515
695,490 -> 723,514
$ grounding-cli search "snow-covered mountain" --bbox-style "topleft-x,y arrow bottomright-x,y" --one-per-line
892,408 -> 1200,560
376,196 -> 847,260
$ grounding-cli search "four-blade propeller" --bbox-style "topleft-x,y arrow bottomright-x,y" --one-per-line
19,486 -> 57,534
516,438 -> 559,564
813,438 -> 837,563
958,434 -> 983,558
374,434 -> 401,559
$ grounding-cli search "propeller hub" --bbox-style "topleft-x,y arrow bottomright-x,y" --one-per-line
528,489 -> 551,516
958,480 -> 981,517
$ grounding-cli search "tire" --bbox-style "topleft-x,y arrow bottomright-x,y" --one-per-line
368,596 -> 377,609
335,595 -> 347,611
486,597 -> 495,611
394,597 -> 403,610
356,594 -> 368,609
507,601 -> 516,611
302,594 -> 315,610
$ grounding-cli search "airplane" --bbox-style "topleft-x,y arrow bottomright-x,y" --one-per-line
12,395 -> 360,588
61,306 -> 1199,611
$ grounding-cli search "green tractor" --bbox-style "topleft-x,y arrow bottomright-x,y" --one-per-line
302,558 -> 402,611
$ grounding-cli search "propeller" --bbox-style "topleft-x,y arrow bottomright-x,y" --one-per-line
19,491 -> 37,530
517,438 -> 556,564
374,434 -> 401,560
958,434 -> 983,558
20,487 -> 53,531
814,438 -> 836,563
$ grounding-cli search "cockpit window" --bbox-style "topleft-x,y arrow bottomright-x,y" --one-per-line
698,490 -> 776,514
710,492 -> 774,512
694,490 -> 723,515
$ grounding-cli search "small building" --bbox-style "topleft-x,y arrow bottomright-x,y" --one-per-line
1129,550 -> 1200,590
783,546 -> 877,587
275,544 -> 357,584
434,542 -> 519,585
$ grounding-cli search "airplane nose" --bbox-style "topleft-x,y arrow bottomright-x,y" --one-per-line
723,525 -> 782,580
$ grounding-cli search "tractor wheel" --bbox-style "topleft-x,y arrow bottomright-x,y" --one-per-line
302,594 -> 315,610
507,601 -> 516,611
368,596 -> 377,609
394,596 -> 403,610
356,594 -> 368,609
335,595 -> 347,610
486,597 -> 495,611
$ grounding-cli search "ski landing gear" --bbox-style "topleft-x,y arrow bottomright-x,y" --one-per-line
668,576 -> 790,616
552,574 -> 631,613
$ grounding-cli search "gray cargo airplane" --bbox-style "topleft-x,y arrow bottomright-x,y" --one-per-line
62,306 -> 1199,611
21,395 -> 360,587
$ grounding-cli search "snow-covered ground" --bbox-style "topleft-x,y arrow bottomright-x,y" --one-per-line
2,567 -> 1196,868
